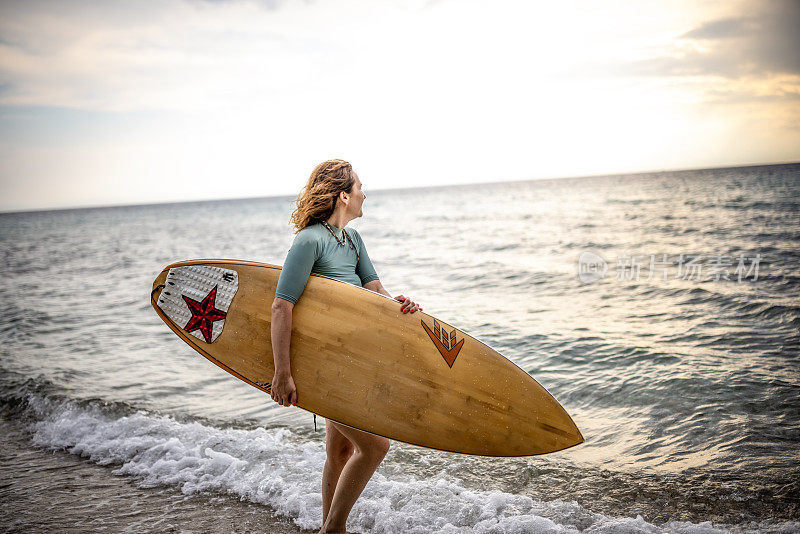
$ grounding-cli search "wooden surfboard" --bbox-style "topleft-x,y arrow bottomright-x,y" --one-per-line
151,259 -> 583,456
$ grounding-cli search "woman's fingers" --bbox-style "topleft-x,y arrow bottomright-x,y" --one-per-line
270,375 -> 297,407
277,392 -> 289,406
277,389 -> 291,406
397,297 -> 421,314
394,294 -> 422,314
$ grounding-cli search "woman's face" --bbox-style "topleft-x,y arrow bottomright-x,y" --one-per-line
347,172 -> 366,218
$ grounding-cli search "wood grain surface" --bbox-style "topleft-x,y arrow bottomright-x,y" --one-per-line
151,259 -> 583,456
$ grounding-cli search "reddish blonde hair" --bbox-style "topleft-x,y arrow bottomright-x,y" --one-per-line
290,159 -> 355,232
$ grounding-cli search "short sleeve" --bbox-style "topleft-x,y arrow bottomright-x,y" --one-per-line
351,229 -> 379,285
275,231 -> 320,304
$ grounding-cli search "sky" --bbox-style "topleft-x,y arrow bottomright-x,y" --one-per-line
0,0 -> 798,211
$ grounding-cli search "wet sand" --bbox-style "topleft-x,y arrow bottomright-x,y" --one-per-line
0,420 -> 305,533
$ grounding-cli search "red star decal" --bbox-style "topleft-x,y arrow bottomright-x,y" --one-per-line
182,286 -> 227,343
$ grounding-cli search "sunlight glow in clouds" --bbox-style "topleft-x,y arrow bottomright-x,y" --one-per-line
0,0 -> 798,210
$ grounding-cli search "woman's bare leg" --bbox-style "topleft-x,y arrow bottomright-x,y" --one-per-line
319,421 -> 390,534
322,420 -> 354,523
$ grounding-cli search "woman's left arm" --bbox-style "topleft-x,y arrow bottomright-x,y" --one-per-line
363,280 -> 422,314
354,230 -> 420,313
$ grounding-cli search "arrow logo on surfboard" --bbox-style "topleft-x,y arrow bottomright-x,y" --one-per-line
421,319 -> 464,368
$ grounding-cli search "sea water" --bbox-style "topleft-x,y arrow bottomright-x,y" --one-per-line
1,163 -> 798,533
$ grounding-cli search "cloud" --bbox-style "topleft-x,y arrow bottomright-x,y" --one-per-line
628,0 -> 800,79
0,0 -> 325,112
188,0 -> 294,9
681,17 -> 750,40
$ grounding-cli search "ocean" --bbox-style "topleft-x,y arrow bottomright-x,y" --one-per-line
1,163 -> 798,533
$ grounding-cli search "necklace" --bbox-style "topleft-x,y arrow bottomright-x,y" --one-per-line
321,221 -> 360,262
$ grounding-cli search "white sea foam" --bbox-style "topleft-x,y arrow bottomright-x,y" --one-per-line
25,396 -> 792,534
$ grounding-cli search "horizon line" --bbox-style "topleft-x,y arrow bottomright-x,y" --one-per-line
2,159 -> 798,216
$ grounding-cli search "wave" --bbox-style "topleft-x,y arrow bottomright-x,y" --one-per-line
12,391 -> 795,533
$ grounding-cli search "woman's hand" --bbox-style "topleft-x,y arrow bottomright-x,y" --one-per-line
270,371 -> 297,407
395,295 -> 422,314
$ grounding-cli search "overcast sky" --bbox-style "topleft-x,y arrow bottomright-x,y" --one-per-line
1,0 -> 798,211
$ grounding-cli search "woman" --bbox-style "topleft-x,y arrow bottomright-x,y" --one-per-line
269,159 -> 420,534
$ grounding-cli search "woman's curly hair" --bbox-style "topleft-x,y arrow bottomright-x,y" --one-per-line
290,159 -> 356,232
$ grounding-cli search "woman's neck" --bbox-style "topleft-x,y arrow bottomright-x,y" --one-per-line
325,210 -> 351,230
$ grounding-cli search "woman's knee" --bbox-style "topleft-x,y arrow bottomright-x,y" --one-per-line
327,421 -> 389,463
363,436 -> 390,463
326,434 -> 354,466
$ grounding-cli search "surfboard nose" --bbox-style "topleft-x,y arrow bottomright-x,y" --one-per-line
531,403 -> 584,454
551,420 -> 584,452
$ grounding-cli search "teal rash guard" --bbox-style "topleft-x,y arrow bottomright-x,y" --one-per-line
275,223 -> 380,304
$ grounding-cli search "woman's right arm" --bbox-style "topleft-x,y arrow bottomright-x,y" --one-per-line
271,231 -> 318,407
270,297 -> 297,406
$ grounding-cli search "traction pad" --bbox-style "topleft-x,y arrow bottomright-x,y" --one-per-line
156,265 -> 239,343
